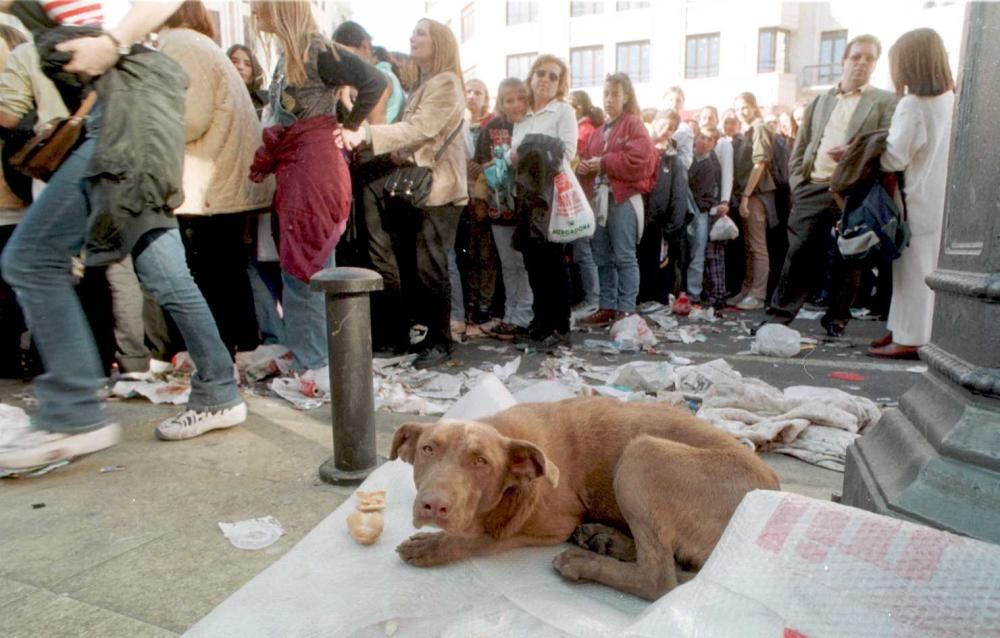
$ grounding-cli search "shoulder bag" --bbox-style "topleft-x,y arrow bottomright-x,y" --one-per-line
11,91 -> 97,182
383,120 -> 464,207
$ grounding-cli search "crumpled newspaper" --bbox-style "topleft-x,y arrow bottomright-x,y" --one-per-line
235,345 -> 296,382
110,379 -> 191,405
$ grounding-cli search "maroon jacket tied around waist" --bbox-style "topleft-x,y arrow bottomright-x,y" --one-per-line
251,115 -> 349,282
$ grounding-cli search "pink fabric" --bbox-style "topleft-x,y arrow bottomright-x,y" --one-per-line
251,115 -> 350,282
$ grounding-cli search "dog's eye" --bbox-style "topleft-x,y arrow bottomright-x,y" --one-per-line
421,444 -> 433,455
475,456 -> 488,466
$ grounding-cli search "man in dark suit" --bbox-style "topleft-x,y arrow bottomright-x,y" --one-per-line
768,34 -> 897,334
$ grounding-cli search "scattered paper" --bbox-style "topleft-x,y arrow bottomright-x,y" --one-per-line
110,380 -> 191,405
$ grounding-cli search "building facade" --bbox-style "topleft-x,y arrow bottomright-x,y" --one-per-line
425,0 -> 966,114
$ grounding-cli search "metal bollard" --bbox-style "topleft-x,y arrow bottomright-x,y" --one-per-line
310,267 -> 384,485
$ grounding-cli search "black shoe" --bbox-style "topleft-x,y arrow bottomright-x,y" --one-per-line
538,331 -> 571,352
806,294 -> 830,310
765,305 -> 796,319
820,315 -> 846,338
413,344 -> 450,369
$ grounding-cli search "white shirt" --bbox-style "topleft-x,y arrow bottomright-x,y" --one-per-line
881,92 -> 955,237
672,122 -> 694,169
511,99 -> 578,163
714,136 -> 734,202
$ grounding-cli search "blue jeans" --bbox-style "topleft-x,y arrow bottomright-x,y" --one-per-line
282,252 -> 335,371
573,236 -> 599,307
248,260 -> 285,345
686,211 -> 709,297
1,112 -> 240,433
592,198 -> 640,313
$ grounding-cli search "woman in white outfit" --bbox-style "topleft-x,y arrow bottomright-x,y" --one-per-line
869,28 -> 955,359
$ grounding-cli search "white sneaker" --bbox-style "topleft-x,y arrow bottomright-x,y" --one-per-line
571,302 -> 599,321
0,422 -> 121,471
736,296 -> 765,311
155,402 -> 247,441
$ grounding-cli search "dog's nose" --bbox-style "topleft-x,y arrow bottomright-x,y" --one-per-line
419,492 -> 449,519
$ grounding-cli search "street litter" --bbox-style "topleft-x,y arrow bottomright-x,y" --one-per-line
830,371 -> 866,382
795,309 -> 824,320
610,314 -> 658,351
110,379 -> 191,405
219,516 -> 284,550
269,376 -> 325,410
688,307 -> 717,322
100,465 -> 126,473
606,361 -> 676,393
235,345 -> 295,382
675,358 -> 743,396
31,502 -> 45,509
645,309 -> 679,331
491,356 -> 521,382
697,381 -> 881,471
752,323 -> 802,358
171,351 -> 196,373
907,365 -> 928,374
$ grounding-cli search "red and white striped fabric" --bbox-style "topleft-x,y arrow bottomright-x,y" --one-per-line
41,0 -> 105,26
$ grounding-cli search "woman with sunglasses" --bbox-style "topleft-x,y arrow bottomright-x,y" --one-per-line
508,54 -> 578,350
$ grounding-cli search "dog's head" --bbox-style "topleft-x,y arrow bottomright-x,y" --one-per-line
390,420 -> 559,533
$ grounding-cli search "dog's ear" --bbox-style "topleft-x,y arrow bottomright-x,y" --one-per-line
507,439 -> 560,488
390,422 -> 429,463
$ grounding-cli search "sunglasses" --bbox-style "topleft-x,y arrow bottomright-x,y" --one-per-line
534,69 -> 560,82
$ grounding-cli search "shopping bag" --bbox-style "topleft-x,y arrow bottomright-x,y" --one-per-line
547,160 -> 595,243
709,213 -> 740,241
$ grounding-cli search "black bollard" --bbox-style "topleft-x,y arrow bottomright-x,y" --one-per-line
310,267 -> 384,485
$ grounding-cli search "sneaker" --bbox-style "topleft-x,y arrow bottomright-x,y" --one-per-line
571,301 -> 599,320
413,344 -> 450,370
155,402 -> 247,441
0,422 -> 121,471
579,309 -> 620,328
736,296 -> 765,311
726,289 -> 750,306
490,321 -> 529,341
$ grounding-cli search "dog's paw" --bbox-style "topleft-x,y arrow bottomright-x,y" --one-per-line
573,523 -> 637,562
396,532 -> 450,566
552,548 -> 595,582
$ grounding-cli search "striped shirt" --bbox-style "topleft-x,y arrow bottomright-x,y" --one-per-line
41,0 -> 105,26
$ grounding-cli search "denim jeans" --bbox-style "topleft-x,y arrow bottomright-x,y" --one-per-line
686,211 -> 709,298
248,260 -> 285,345
1,112 -> 240,432
448,246 -> 464,322
282,251 -> 335,371
592,198 -> 640,313
572,236 -> 599,307
490,224 -> 533,328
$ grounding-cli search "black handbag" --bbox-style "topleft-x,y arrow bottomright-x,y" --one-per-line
383,120 -> 464,207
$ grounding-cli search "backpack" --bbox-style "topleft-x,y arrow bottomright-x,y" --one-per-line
836,179 -> 910,262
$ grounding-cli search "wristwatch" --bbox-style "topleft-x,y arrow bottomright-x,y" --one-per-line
103,31 -> 131,57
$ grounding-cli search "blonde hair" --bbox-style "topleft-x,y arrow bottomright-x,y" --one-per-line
527,54 -> 570,107
418,18 -> 465,91
252,0 -> 340,87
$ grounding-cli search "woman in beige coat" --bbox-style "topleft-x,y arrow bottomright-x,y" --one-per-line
158,2 -> 274,353
344,18 -> 467,369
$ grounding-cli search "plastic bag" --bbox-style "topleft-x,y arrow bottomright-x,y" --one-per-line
753,323 -> 802,357
709,214 -> 740,241
547,160 -> 595,243
609,314 -> 657,350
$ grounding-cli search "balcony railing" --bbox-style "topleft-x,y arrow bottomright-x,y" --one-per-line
799,64 -> 840,90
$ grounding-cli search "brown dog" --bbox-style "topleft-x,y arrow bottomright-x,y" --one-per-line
390,397 -> 779,600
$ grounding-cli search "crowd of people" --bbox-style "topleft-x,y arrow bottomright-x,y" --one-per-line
0,0 -> 955,474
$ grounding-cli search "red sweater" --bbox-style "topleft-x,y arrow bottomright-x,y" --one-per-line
580,113 -> 657,204
577,117 -> 597,157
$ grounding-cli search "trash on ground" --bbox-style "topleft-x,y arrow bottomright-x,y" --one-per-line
171,351 -> 197,373
830,371 -> 866,382
347,490 -> 386,545
269,376 -> 325,410
609,314 -> 658,351
675,359 -> 742,396
907,365 -> 928,374
688,307 -> 717,322
663,325 -> 708,344
794,309 -> 824,320
31,502 -> 45,509
219,516 -> 284,550
752,324 -> 802,358
110,379 -> 191,405
236,345 -> 295,382
606,361 -> 676,393
100,465 -> 125,473
491,356 -> 521,382
645,309 -> 679,331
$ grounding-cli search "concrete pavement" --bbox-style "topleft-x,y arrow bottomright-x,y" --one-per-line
0,310 -> 919,636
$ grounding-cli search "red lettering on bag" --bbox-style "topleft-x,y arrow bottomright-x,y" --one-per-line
756,496 -> 809,553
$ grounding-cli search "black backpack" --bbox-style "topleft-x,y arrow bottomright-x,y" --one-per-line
836,178 -> 910,262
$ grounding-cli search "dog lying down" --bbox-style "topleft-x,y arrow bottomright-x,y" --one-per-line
390,396 -> 780,601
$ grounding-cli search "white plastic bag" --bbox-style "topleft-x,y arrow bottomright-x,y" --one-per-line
547,160 -> 595,242
609,314 -> 657,350
709,214 -> 740,241
753,323 -> 802,357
